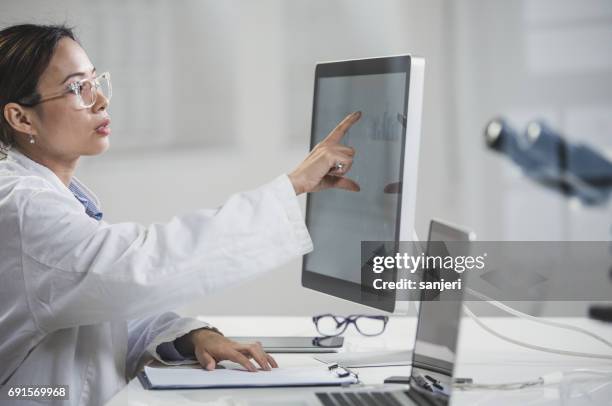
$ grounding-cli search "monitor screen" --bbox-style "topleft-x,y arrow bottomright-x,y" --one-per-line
302,55 -> 423,312
305,73 -> 406,284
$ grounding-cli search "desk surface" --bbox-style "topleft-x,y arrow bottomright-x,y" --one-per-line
107,316 -> 612,405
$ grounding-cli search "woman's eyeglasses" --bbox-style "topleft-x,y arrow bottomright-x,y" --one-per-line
19,72 -> 112,109
312,314 -> 389,337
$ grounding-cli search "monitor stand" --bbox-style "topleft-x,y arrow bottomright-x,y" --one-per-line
384,376 -> 412,385
394,299 -> 412,315
313,349 -> 413,368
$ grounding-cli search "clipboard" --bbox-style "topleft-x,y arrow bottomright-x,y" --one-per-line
138,362 -> 359,390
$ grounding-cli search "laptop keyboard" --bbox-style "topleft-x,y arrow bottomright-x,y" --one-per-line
316,391 -> 406,406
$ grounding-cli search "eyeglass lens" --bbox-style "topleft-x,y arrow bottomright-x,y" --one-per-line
354,316 -> 386,336
79,75 -> 112,107
315,315 -> 347,336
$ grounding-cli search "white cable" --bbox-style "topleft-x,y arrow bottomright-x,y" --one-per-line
567,369 -> 612,377
454,369 -> 612,391
454,379 -> 543,390
463,305 -> 612,360
466,288 -> 612,350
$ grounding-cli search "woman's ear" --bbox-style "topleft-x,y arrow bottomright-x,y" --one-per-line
3,103 -> 37,135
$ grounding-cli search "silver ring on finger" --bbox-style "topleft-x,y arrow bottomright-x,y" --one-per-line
333,162 -> 345,172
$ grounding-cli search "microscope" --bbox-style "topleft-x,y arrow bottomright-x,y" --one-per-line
484,118 -> 612,322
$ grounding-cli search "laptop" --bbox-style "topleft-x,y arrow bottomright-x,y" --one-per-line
243,220 -> 472,406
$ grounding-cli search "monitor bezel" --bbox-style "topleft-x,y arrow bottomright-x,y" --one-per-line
301,54 -> 422,313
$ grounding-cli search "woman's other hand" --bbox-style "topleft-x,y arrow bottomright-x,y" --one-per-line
189,329 -> 278,372
288,111 -> 362,195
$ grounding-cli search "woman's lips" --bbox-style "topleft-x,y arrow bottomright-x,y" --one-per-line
95,119 -> 111,136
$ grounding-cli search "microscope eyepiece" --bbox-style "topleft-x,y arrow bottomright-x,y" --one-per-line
484,118 -> 505,149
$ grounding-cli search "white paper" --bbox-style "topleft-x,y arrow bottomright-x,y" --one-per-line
142,364 -> 357,389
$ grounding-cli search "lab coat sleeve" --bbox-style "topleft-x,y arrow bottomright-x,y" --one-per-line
20,174 -> 313,333
126,312 -> 213,378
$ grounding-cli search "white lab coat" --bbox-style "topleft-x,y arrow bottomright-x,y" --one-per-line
0,149 -> 313,405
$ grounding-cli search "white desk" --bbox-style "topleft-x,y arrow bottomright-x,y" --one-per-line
106,316 -> 612,405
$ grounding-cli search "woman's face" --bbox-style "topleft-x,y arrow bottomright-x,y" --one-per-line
28,37 -> 111,159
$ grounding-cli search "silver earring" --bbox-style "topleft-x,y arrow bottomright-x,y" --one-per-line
29,134 -> 35,144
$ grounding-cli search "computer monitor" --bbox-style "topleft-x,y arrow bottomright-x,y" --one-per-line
302,54 -> 425,312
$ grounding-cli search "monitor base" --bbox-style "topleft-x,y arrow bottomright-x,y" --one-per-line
384,376 -> 411,385
314,349 -> 413,368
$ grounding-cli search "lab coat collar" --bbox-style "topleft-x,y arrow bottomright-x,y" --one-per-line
5,148 -> 102,209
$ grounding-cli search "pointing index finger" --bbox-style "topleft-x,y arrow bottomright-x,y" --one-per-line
323,111 -> 362,145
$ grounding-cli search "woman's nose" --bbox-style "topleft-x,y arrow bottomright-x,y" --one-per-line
92,87 -> 109,112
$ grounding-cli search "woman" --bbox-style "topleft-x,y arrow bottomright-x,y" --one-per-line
0,24 -> 360,405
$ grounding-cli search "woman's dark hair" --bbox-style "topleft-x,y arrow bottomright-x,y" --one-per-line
0,24 -> 77,150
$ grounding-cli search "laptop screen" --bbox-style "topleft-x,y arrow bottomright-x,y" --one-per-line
409,220 -> 470,400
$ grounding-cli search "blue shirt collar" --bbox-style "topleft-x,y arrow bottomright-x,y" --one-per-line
68,179 -> 104,221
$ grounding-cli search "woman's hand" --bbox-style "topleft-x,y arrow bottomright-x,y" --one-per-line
288,111 -> 362,195
188,329 -> 278,372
